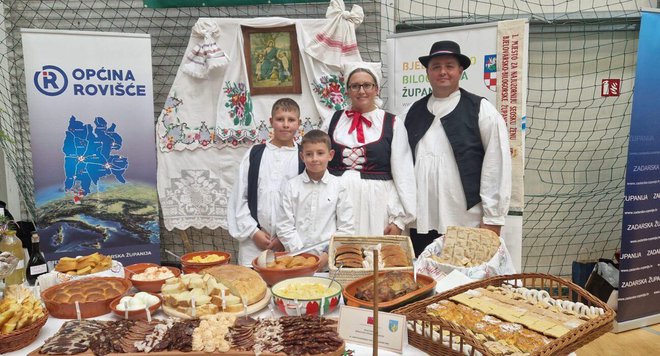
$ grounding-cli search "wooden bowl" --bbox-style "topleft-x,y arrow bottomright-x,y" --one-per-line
252,252 -> 320,286
271,276 -> 342,316
41,277 -> 132,319
109,293 -> 162,320
180,250 -> 230,274
128,265 -> 181,293
342,271 -> 436,311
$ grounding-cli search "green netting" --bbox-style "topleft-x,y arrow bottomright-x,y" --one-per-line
0,1 -> 652,274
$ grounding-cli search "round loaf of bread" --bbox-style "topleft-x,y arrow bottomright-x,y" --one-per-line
201,265 -> 267,305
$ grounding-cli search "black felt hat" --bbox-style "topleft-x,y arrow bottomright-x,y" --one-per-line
418,40 -> 471,69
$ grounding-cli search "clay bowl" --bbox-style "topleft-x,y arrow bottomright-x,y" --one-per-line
342,271 -> 436,312
41,277 -> 132,319
110,293 -> 162,320
271,276 -> 342,316
180,250 -> 231,274
252,252 -> 320,286
128,265 -> 181,293
123,262 -> 159,278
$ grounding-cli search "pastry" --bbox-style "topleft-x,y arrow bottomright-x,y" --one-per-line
202,265 -> 267,305
430,226 -> 500,267
335,244 -> 362,256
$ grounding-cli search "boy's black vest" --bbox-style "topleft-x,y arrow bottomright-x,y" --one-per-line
404,88 -> 485,210
327,110 -> 395,180
247,143 -> 304,227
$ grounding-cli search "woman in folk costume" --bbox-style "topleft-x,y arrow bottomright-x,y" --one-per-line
322,62 -> 416,235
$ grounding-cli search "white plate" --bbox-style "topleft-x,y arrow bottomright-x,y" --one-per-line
162,289 -> 272,319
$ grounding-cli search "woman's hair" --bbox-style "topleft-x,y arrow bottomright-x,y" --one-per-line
347,68 -> 378,87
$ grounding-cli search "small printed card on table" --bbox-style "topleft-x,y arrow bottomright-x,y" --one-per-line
337,305 -> 406,353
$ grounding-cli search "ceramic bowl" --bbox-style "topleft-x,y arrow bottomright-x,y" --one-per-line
342,271 -> 436,311
180,251 -> 231,274
41,277 -> 132,319
109,293 -> 162,320
271,276 -> 342,316
128,265 -> 181,293
123,263 -> 159,278
252,252 -> 320,286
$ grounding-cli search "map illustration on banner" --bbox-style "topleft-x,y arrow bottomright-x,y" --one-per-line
36,114 -> 158,255
64,116 -> 129,196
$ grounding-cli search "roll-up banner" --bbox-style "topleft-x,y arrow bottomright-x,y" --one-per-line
22,29 -> 160,267
615,9 -> 660,331
386,20 -> 528,271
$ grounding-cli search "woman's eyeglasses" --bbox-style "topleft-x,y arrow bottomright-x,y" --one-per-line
347,83 -> 377,92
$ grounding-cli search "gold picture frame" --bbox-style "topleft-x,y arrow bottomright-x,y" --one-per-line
242,24 -> 302,95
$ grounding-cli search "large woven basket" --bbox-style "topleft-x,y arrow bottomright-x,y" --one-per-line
392,273 -> 615,356
0,308 -> 49,353
328,235 -> 415,286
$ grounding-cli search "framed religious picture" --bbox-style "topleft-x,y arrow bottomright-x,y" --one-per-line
241,24 -> 302,95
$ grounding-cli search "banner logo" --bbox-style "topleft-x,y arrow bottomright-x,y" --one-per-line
34,65 -> 68,96
484,54 -> 497,92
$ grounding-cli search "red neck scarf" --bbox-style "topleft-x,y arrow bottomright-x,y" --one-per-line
345,110 -> 372,144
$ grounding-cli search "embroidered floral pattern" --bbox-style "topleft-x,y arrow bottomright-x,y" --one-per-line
223,81 -> 253,126
312,74 -> 347,110
157,91 -> 259,152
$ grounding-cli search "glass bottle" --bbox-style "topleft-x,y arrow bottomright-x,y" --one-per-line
27,232 -> 48,285
0,230 -> 26,285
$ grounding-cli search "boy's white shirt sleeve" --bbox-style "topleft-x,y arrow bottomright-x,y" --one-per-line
478,100 -> 512,226
276,179 -> 305,252
388,116 -> 417,229
335,182 -> 355,236
227,148 -> 260,241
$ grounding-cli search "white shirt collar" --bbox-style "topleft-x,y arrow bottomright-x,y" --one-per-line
301,169 -> 330,184
266,140 -> 298,151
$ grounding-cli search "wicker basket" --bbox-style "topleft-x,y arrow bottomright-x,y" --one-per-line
392,273 -> 615,356
0,308 -> 49,353
328,235 -> 414,286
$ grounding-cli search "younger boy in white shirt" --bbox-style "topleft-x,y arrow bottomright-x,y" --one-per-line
275,130 -> 354,268
227,98 -> 304,266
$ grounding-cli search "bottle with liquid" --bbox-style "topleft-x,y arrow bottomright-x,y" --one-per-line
0,230 -> 26,285
26,232 -> 48,285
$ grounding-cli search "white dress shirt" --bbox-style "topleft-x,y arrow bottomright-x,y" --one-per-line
276,170 -> 354,255
412,89 -> 511,234
227,141 -> 301,265
321,108 -> 416,234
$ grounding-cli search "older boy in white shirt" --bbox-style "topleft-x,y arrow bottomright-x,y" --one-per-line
275,130 -> 354,268
228,98 -> 304,266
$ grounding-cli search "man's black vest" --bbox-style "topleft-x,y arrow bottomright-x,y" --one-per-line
327,110 -> 395,180
404,88 -> 485,210
247,143 -> 304,226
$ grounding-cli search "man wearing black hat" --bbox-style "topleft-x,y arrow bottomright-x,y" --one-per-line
405,40 -> 511,256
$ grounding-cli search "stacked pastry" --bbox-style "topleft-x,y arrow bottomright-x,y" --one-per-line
426,285 -> 606,355
334,244 -> 364,268
380,245 -> 409,267
334,243 -> 411,268
430,226 -> 500,267
54,252 -> 113,275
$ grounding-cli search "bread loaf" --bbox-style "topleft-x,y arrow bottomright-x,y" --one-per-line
202,265 -> 267,305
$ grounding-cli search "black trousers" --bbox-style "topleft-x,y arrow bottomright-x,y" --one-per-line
410,228 -> 441,257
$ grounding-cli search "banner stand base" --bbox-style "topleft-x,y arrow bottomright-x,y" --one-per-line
612,314 -> 660,333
